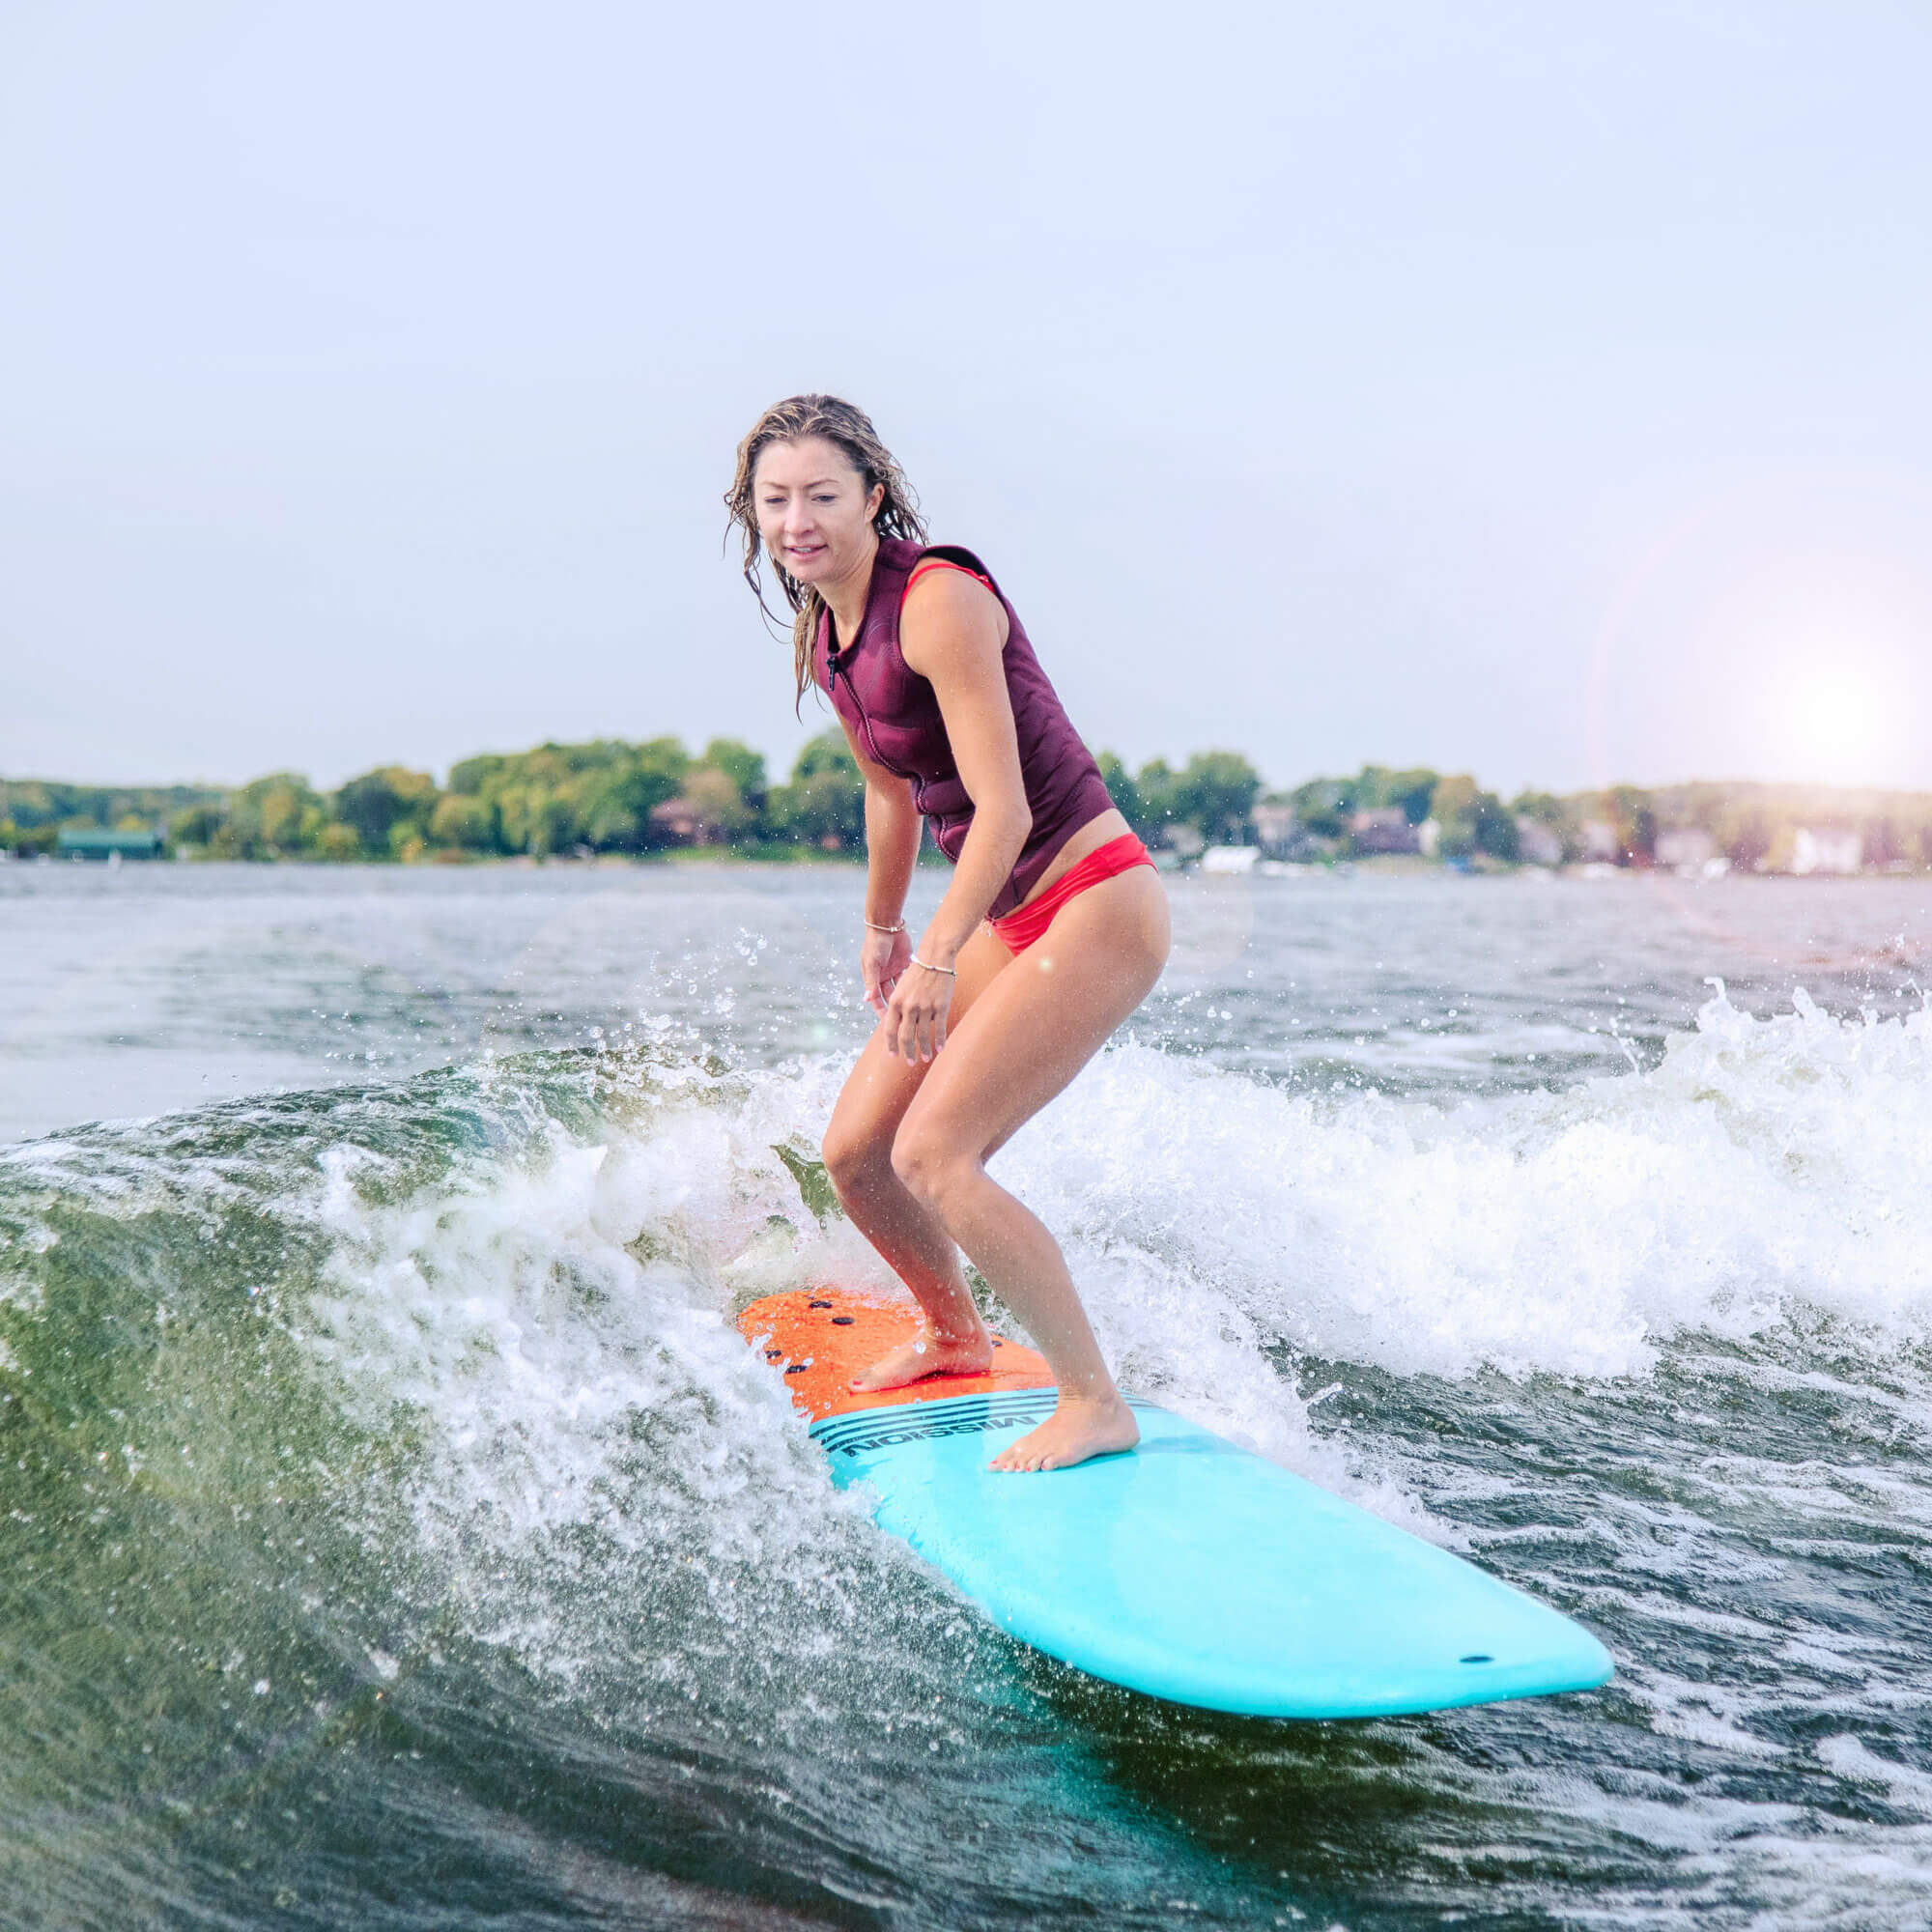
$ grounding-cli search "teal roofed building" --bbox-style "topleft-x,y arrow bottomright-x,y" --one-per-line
56,827 -> 166,860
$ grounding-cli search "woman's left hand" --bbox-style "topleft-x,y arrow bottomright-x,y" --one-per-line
862,925 -> 913,1016
883,951 -> 955,1064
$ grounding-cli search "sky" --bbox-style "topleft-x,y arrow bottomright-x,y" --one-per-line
3,1 -> 1929,799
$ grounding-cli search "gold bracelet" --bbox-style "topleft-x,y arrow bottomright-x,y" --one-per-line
909,952 -> 955,977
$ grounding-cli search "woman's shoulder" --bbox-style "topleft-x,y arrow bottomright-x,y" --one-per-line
897,543 -> 1009,674
903,543 -> 997,600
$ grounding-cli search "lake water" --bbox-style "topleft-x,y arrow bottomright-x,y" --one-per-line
5,860 -> 1932,1928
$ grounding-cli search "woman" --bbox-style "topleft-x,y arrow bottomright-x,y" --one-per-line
725,395 -> 1170,1473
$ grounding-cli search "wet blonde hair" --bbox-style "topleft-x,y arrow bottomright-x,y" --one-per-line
724,394 -> 926,709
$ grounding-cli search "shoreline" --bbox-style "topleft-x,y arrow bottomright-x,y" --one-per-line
6,846 -> 1920,882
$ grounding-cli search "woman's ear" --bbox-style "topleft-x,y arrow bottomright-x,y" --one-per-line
867,481 -> 885,524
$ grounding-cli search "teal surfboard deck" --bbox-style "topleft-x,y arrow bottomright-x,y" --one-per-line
812,1387 -> 1613,1719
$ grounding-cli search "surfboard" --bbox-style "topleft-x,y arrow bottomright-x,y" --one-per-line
740,1286 -> 1613,1719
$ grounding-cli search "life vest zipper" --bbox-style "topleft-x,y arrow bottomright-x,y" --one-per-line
831,653 -> 909,781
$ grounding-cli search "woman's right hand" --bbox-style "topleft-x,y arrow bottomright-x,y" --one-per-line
861,925 -> 913,1017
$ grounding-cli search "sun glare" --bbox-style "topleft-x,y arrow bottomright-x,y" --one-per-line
1765,658 -> 1898,785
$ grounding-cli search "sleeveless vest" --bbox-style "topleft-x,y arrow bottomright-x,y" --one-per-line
815,537 -> 1115,917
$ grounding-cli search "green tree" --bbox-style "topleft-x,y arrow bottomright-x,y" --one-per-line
683,767 -> 756,844
1174,752 -> 1261,844
1133,758 -> 1182,838
201,772 -> 325,860
1430,775 -> 1478,859
8,822 -> 57,856
1511,789 -> 1566,828
257,781 -> 307,851
429,793 -> 497,852
701,737 -> 767,807
777,773 -> 865,846
1377,767 -> 1440,826
335,767 -> 439,854
497,781 -> 580,856
1606,784 -> 1657,866
1094,752 -> 1144,834
770,730 -> 865,847
169,802 -> 225,848
1291,776 -> 1355,840
1470,791 -> 1520,861
578,739 -> 690,851
447,753 -> 508,796
578,772 -> 644,850
526,786 -> 580,856
428,739 -> 693,856
1431,777 -> 1520,863
791,729 -> 859,781
490,782 -> 541,854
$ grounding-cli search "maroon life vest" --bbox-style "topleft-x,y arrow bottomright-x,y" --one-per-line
816,537 -> 1115,917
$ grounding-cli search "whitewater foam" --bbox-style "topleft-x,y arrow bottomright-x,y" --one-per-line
177,978 -> 1916,1719
999,983 -> 1932,1394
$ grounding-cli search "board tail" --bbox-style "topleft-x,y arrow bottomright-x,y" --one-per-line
736,1288 -> 1052,1424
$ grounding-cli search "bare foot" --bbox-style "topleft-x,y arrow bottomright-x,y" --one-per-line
848,1323 -> 993,1392
989,1394 -> 1139,1473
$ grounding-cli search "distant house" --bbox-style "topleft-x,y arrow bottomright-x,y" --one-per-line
1515,817 -> 1564,867
57,827 -> 164,861
1654,827 -> 1715,872
648,797 -> 702,845
1349,808 -> 1419,856
1579,820 -> 1621,864
1789,828 -> 1862,876
1251,802 -> 1297,857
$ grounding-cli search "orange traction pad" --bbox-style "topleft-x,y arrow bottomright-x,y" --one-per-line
737,1287 -> 1052,1424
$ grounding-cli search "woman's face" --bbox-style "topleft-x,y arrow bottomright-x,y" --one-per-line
753,436 -> 883,585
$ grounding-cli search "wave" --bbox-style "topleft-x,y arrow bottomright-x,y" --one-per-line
1023,980 -> 1932,1392
4,985 -> 1932,1925
7,982 -> 1930,1563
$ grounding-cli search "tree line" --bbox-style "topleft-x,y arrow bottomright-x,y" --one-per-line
0,737 -> 1279,863
4,743 -> 1929,870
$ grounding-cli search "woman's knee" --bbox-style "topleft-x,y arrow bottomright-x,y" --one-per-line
821,1115 -> 891,1203
890,1116 -> 969,1213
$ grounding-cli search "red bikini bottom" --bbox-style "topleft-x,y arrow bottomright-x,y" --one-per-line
987,833 -> 1155,954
